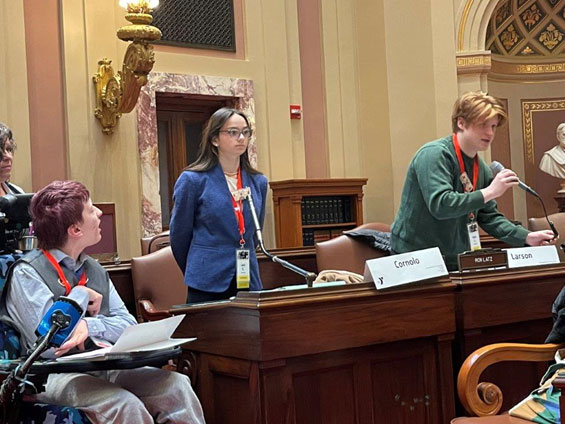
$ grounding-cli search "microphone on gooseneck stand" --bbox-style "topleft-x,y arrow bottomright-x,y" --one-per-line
0,289 -> 87,413
489,161 -> 539,197
244,188 -> 317,287
489,161 -> 558,240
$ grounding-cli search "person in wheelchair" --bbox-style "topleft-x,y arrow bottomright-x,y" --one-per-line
0,180 -> 205,424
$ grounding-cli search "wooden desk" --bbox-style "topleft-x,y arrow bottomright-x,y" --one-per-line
450,264 -> 565,412
172,282 -> 457,424
105,248 -> 319,316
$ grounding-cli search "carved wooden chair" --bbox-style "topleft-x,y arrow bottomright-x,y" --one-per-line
452,342 -> 565,423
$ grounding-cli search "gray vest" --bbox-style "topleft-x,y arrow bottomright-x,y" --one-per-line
22,249 -> 110,314
0,249 -> 110,336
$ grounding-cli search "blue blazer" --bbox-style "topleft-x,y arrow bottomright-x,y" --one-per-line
169,164 -> 268,292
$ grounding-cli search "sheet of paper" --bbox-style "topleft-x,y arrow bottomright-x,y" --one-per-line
112,314 -> 185,351
57,314 -> 194,361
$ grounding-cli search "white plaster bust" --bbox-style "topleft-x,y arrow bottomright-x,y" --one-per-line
539,122 -> 565,180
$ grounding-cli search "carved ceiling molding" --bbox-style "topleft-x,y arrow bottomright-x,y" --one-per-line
487,0 -> 565,57
456,52 -> 492,74
489,57 -> 565,80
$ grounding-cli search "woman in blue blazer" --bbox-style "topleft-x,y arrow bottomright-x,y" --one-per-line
170,108 -> 268,303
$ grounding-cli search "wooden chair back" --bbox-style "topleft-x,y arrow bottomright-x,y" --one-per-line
140,230 -> 170,256
131,246 -> 187,321
315,222 -> 391,275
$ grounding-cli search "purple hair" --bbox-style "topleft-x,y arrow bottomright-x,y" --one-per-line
31,180 -> 90,250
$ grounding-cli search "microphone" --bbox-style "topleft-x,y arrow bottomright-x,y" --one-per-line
244,188 -> 317,287
489,161 -> 539,197
34,289 -> 87,349
0,289 -> 87,412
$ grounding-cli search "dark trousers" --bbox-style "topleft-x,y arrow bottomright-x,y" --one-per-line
186,277 -> 248,303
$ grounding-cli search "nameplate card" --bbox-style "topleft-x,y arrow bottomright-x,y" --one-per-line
364,247 -> 448,290
457,249 -> 507,271
505,245 -> 560,269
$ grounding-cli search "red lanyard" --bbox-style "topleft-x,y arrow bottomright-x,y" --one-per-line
230,168 -> 245,246
43,249 -> 87,296
453,133 -> 478,192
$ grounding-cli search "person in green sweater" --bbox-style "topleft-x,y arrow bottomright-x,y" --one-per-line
391,91 -> 554,270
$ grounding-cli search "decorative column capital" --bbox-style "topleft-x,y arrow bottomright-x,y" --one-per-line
456,51 -> 492,76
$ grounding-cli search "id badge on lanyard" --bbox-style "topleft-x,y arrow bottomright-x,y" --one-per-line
236,248 -> 250,289
467,218 -> 481,251
231,169 -> 250,289
453,134 -> 481,251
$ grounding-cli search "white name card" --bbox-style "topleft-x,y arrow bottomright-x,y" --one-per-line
364,247 -> 448,290
505,245 -> 560,269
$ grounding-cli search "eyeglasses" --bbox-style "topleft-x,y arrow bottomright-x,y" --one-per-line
219,128 -> 253,139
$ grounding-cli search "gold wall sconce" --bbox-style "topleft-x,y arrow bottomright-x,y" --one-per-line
93,0 -> 162,135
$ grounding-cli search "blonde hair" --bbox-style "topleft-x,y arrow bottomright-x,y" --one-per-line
451,91 -> 507,133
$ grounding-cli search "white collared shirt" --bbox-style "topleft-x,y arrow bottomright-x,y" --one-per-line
5,249 -> 137,356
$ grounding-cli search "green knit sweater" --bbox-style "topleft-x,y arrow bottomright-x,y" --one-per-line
390,135 -> 529,270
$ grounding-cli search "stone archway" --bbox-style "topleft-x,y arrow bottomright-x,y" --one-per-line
454,0 -> 500,91
456,0 -> 501,52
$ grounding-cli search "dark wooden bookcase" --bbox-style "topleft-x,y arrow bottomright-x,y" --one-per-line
269,178 -> 368,248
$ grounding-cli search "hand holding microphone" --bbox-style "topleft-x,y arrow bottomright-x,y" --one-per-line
481,168 -> 520,202
489,161 -> 539,197
489,161 -> 557,241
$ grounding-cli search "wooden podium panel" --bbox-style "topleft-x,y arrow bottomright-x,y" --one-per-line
450,264 -> 565,412
172,282 -> 457,424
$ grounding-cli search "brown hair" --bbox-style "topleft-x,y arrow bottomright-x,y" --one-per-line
31,180 -> 90,250
0,122 -> 16,160
186,108 -> 261,175
451,91 -> 507,133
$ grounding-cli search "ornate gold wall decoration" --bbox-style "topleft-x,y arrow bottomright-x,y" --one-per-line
456,53 -> 492,75
522,99 -> 565,164
496,0 -> 512,27
489,59 -> 565,81
93,1 -> 162,135
488,0 -> 565,56
501,23 -> 522,50
486,0 -> 565,80
521,4 -> 543,29
516,61 -> 565,71
538,22 -> 564,50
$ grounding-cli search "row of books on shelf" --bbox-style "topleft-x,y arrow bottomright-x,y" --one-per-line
301,196 -> 353,225
302,228 -> 347,246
